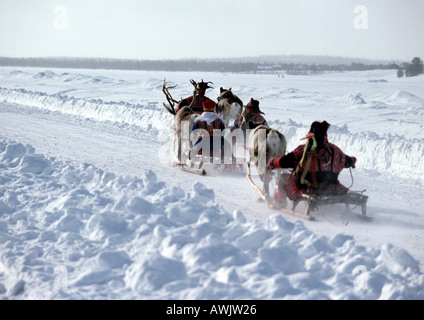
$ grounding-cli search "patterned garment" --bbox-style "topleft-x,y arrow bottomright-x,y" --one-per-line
192,112 -> 225,157
234,112 -> 268,131
280,142 -> 354,200
285,172 -> 349,201
177,95 -> 214,114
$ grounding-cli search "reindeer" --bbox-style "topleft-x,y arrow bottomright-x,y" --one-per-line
216,87 -> 243,127
162,79 -> 199,164
246,125 -> 287,199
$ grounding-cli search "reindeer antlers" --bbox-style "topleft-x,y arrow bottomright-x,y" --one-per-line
162,78 -> 214,115
190,79 -> 214,90
162,78 -> 179,115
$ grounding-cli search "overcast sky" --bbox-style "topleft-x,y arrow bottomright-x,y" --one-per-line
1,0 -> 423,61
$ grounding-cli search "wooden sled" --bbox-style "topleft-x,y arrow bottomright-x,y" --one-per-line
176,151 -> 244,176
173,158 -> 242,177
172,146 -> 206,176
174,162 -> 206,175
291,192 -> 373,222
246,163 -> 372,222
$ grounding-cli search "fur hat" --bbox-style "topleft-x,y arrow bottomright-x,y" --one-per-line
308,121 -> 330,149
203,99 -> 216,111
246,98 -> 264,114
310,121 -> 329,138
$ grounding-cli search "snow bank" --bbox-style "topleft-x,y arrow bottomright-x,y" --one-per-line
9,69 -> 127,86
1,140 -> 423,299
342,90 -> 424,113
331,130 -> 424,184
0,87 -> 173,140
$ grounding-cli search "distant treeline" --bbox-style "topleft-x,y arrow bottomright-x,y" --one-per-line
0,57 -> 400,73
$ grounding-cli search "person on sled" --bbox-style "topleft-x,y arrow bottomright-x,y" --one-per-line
191,100 -> 226,164
267,121 -> 357,208
177,80 -> 215,114
232,98 -> 268,133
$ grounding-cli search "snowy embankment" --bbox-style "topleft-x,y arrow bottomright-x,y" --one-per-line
1,140 -> 423,299
0,86 -> 173,140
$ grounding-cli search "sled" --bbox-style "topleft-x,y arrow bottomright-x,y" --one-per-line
173,162 -> 206,175
291,192 -> 373,222
203,155 -> 246,176
246,163 -> 372,222
174,151 -> 245,176
173,160 -> 243,176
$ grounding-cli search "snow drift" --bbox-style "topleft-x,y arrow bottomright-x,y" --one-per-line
0,87 -> 173,140
1,140 -> 423,299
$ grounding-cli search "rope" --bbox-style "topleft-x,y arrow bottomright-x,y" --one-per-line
346,167 -> 367,194
347,167 -> 354,189
224,100 -> 243,119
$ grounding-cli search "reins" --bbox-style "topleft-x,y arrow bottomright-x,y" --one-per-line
347,167 -> 354,189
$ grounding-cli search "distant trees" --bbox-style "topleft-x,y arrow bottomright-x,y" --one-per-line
0,56 -> 404,74
403,57 -> 424,77
0,57 -> 258,73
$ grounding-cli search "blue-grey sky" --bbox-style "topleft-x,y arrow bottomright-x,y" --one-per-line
0,0 -> 423,61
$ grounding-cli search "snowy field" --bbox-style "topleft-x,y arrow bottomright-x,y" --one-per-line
0,66 -> 423,299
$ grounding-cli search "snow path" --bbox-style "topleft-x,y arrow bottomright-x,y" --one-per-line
0,67 -> 423,299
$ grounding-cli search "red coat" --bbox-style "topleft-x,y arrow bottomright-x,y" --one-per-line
234,112 -> 268,131
276,142 -> 354,200
177,95 -> 214,114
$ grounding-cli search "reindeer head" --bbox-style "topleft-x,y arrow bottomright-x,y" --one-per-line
218,87 -> 234,101
194,80 -> 213,95
220,87 -> 232,93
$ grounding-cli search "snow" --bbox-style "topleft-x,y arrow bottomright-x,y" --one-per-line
0,67 -> 424,299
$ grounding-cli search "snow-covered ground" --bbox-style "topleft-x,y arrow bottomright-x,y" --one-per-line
0,67 -> 423,299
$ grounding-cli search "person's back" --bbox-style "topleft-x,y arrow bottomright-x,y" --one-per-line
192,100 -> 225,158
233,98 -> 267,131
268,121 -> 357,204
194,113 -> 225,135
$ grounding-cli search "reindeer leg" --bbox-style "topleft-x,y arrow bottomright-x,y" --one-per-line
263,168 -> 274,205
172,133 -> 179,164
177,133 -> 182,164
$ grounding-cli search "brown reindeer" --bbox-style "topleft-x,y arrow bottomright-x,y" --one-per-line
216,87 -> 243,127
162,79 -> 199,164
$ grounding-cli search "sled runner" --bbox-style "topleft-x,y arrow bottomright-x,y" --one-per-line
203,163 -> 245,176
246,162 -> 372,222
173,157 -> 245,176
173,161 -> 206,175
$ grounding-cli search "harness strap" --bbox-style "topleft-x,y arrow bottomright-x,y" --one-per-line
296,135 -> 317,187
